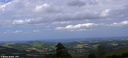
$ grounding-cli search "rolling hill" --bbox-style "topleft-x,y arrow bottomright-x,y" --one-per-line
107,46 -> 128,56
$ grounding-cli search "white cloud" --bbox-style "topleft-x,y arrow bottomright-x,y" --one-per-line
100,9 -> 111,17
0,2 -> 11,11
55,23 -> 96,31
111,20 -> 128,27
55,20 -> 128,31
12,19 -> 32,25
3,30 -> 23,34
35,3 -> 49,12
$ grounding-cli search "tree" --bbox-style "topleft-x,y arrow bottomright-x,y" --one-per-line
88,53 -> 96,58
44,54 -> 55,58
106,55 -> 121,58
121,52 -> 128,58
55,43 -> 72,58
97,45 -> 106,58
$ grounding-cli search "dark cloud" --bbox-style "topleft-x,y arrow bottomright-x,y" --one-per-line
67,0 -> 86,7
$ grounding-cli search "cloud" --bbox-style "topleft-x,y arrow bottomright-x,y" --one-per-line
35,3 -> 49,12
55,20 -> 128,31
34,3 -> 60,13
100,9 -> 111,17
110,20 -> 128,27
14,30 -> 22,33
67,0 -> 86,7
67,0 -> 98,7
3,30 -> 23,34
52,21 -> 70,25
55,23 -> 96,31
12,19 -> 31,25
33,30 -> 42,33
0,1 -> 11,11
0,0 -> 128,32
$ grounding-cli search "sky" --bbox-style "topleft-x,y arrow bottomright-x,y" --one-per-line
0,0 -> 128,41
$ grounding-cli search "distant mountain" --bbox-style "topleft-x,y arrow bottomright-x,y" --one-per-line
0,36 -> 128,42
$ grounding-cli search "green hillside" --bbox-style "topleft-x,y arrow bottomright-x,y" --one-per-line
107,46 -> 128,56
30,42 -> 45,49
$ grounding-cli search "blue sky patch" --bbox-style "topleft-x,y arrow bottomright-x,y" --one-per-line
0,0 -> 11,3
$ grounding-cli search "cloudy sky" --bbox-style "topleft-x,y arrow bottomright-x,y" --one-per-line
0,0 -> 128,41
